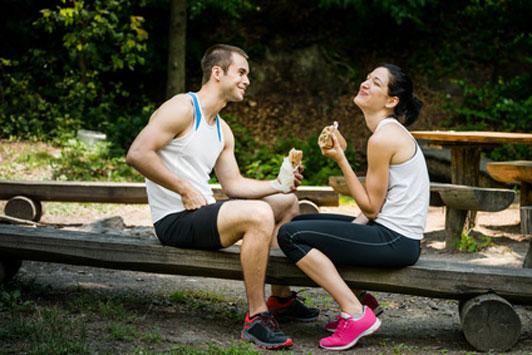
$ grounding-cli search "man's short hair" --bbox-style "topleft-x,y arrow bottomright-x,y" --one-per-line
201,44 -> 249,85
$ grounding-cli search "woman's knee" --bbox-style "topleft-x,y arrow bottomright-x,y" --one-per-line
277,222 -> 298,251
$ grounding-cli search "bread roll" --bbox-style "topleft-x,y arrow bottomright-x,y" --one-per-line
318,121 -> 347,150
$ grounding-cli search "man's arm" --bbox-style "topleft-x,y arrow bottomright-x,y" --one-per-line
214,120 -> 301,199
126,94 -> 208,209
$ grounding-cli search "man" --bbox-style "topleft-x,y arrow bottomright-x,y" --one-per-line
126,44 -> 318,350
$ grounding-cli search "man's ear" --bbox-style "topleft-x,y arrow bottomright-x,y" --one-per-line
385,96 -> 399,109
212,66 -> 223,82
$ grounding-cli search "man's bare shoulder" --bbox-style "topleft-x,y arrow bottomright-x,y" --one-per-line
150,93 -> 194,123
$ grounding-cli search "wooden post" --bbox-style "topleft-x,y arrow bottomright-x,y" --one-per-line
448,147 -> 481,246
522,206 -> 532,268
4,196 -> 42,222
460,293 -> 521,352
445,207 -> 467,249
0,255 -> 22,284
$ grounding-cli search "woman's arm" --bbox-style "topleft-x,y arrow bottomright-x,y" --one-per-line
323,131 -> 395,220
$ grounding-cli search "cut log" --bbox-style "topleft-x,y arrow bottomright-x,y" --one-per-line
0,180 -> 338,207
298,199 -> 319,214
1,225 -> 532,304
5,196 -> 42,221
460,293 -> 521,352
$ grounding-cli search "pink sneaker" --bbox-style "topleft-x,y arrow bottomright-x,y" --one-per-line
319,307 -> 381,351
325,292 -> 383,332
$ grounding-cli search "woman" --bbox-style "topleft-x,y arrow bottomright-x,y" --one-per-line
277,63 -> 430,351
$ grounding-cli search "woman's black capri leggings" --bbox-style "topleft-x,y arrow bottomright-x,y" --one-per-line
277,213 -> 421,267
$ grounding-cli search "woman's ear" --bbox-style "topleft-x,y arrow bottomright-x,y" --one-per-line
385,96 -> 399,109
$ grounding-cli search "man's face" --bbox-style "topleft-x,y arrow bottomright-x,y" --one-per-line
220,53 -> 250,102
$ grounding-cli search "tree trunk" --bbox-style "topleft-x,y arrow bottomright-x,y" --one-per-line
166,0 -> 187,98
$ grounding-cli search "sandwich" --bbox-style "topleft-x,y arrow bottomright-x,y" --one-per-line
318,121 -> 347,151
288,148 -> 303,169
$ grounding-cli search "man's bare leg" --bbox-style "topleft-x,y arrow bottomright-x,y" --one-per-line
217,200 -> 275,316
262,193 -> 299,297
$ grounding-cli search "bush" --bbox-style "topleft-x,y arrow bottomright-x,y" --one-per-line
442,75 -> 532,161
223,115 -> 364,186
52,139 -> 142,182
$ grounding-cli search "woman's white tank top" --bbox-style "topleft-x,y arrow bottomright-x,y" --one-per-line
374,118 -> 430,240
145,92 -> 224,223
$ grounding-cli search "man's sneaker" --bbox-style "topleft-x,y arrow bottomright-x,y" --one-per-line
325,292 -> 383,332
267,291 -> 320,322
319,306 -> 381,351
241,311 -> 293,349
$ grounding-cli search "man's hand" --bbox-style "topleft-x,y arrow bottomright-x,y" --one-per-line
352,213 -> 369,224
289,164 -> 304,192
181,183 -> 208,210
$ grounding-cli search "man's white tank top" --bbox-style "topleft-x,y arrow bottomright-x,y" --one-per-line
145,92 -> 224,223
374,118 -> 430,240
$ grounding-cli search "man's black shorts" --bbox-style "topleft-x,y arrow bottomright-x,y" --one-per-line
154,200 -> 232,250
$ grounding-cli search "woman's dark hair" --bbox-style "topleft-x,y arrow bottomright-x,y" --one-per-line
378,63 -> 423,126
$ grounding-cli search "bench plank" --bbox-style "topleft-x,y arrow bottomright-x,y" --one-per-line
430,183 -> 515,212
487,161 -> 532,207
486,161 -> 532,184
328,176 -> 514,211
1,225 -> 531,304
0,180 -> 339,207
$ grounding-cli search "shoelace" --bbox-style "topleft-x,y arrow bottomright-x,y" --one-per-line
334,317 -> 350,337
260,312 -> 281,332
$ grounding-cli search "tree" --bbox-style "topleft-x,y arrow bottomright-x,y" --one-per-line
166,0 -> 186,98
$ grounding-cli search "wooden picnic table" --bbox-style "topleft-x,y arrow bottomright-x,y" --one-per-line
411,131 -> 532,244
410,131 -> 532,187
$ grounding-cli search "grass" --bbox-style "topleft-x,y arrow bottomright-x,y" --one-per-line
0,278 -> 266,354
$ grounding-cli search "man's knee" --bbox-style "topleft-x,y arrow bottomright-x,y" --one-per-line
245,201 -> 275,234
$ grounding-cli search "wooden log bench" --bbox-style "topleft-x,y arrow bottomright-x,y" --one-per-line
328,176 -> 516,250
0,224 -> 530,352
0,180 -> 339,221
487,161 -> 532,268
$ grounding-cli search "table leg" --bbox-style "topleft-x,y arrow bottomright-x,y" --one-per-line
445,147 -> 481,248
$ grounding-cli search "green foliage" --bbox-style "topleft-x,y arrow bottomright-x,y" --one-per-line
52,139 -> 143,182
225,115 -> 363,185
0,0 -> 152,150
452,233 -> 492,253
319,0 -> 438,25
189,0 -> 256,19
442,75 -> 532,161
0,287 -> 33,312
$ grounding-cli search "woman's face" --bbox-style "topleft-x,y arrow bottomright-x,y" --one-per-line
354,67 -> 395,111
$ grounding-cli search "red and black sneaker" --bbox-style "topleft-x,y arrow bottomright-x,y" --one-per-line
267,291 -> 320,323
241,311 -> 293,349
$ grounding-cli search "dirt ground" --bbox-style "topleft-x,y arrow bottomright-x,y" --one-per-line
4,201 -> 532,354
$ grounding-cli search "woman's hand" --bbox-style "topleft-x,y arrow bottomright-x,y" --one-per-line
320,133 -> 347,163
